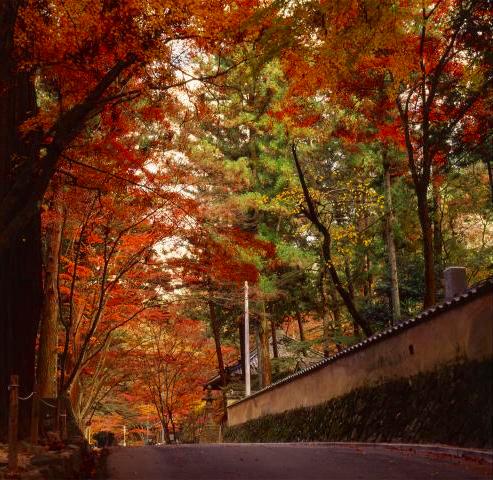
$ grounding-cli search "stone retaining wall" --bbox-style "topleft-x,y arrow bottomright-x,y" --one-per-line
224,360 -> 493,448
227,280 -> 493,427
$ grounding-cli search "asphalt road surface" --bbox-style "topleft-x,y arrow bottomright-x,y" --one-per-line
106,443 -> 492,480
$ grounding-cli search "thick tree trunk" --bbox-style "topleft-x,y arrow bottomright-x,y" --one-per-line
0,6 -> 42,435
258,301 -> 272,387
0,218 -> 42,438
37,201 -> 64,397
161,420 -> 171,444
383,161 -> 401,324
0,6 -> 135,438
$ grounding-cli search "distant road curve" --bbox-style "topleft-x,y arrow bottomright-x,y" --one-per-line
107,443 -> 492,480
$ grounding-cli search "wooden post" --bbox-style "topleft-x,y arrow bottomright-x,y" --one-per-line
61,408 -> 67,440
8,374 -> 19,474
56,395 -> 61,433
56,394 -> 67,439
30,382 -> 40,444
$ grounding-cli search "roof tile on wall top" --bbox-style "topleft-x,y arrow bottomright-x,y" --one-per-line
229,277 -> 493,406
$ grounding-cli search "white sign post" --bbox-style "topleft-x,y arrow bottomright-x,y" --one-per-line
244,281 -> 251,396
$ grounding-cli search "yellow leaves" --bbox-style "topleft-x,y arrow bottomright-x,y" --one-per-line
331,216 -> 376,256
332,224 -> 355,243
273,185 -> 304,213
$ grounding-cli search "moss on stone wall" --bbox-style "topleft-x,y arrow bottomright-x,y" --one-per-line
224,360 -> 493,448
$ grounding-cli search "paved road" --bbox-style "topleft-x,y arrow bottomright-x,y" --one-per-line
107,443 -> 492,480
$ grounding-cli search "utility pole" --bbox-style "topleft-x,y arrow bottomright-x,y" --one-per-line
244,281 -> 251,396
123,425 -> 126,447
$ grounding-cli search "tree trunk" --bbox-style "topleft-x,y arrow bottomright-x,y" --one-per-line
258,301 -> 272,387
365,254 -> 372,297
37,201 -> 64,397
169,412 -> 177,440
416,186 -> 436,307
0,8 -> 43,435
344,257 -> 360,336
0,218 -> 42,438
70,376 -> 82,425
318,266 -> 331,357
255,321 -> 262,387
161,420 -> 171,444
327,273 -> 342,352
344,257 -> 354,300
291,144 -> 372,337
270,318 -> 279,358
208,300 -> 226,386
383,161 -> 401,324
295,308 -> 305,341
59,300 -> 84,395
432,179 -> 444,287
486,156 -> 493,204
359,197 -> 372,299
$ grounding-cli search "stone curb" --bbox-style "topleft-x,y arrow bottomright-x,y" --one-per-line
321,442 -> 493,464
217,442 -> 493,464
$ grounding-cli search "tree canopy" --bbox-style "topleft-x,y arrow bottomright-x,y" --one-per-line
0,0 -> 491,442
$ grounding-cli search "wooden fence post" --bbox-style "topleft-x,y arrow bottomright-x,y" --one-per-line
56,395 -> 62,434
60,401 -> 67,441
30,382 -> 40,444
8,374 -> 19,474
